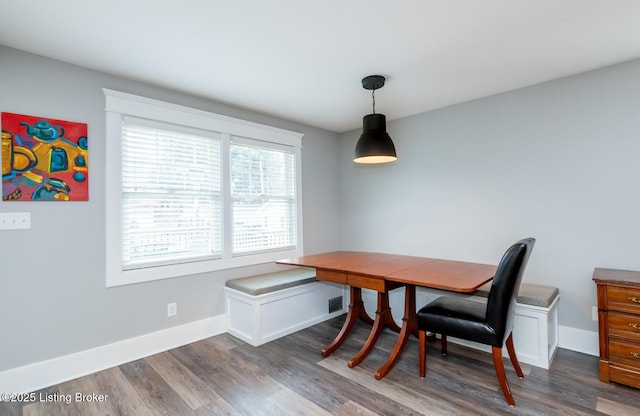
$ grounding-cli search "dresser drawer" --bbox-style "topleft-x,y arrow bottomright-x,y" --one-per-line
609,337 -> 640,369
608,312 -> 640,341
607,286 -> 640,315
593,268 -> 640,389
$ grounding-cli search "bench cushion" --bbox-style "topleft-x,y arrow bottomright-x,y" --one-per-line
225,267 -> 316,296
475,282 -> 559,308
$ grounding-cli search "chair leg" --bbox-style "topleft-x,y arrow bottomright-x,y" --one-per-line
505,332 -> 524,379
492,347 -> 515,406
440,334 -> 447,356
419,330 -> 427,378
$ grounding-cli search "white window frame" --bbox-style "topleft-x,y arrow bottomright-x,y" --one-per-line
104,89 -> 303,287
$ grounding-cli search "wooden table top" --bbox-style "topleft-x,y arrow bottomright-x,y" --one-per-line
386,259 -> 496,292
278,251 -> 496,293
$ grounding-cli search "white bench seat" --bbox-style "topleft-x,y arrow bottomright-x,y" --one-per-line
226,268 -> 317,296
225,268 -> 346,346
474,282 -> 559,308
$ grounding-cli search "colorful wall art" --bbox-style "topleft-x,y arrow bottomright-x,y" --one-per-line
1,112 -> 88,201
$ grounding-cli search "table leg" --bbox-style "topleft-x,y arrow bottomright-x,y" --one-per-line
374,285 -> 418,379
321,286 -> 371,357
348,290 -> 400,368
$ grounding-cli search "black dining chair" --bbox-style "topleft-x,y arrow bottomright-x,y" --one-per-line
417,238 -> 535,406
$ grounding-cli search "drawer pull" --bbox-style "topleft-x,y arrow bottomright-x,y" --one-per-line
631,352 -> 640,359
628,297 -> 640,304
629,323 -> 640,330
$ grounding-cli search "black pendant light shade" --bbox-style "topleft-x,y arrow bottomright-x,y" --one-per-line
354,113 -> 397,164
353,75 -> 397,164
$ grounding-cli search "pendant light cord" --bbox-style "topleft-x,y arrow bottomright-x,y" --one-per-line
372,88 -> 376,114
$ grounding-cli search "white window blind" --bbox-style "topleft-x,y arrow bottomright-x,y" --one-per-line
121,117 -> 222,269
230,138 -> 296,254
105,89 -> 303,286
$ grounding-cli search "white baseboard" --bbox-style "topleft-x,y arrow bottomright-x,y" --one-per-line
0,314 -> 226,395
559,325 -> 599,356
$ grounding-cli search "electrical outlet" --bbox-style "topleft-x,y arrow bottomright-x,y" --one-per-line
592,306 -> 598,321
167,302 -> 177,317
0,212 -> 31,230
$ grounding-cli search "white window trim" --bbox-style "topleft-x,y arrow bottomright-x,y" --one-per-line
104,89 -> 304,287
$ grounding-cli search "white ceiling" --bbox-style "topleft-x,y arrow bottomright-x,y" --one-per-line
2,1 -> 640,132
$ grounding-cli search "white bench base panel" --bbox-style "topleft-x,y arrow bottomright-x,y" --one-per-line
225,281 -> 346,347
362,287 -> 559,369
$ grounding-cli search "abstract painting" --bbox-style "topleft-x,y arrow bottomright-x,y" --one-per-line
1,112 -> 88,201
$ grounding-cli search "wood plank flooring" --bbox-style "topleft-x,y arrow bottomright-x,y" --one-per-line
3,316 -> 640,415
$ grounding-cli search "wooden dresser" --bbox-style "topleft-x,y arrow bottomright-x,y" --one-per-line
593,268 -> 640,388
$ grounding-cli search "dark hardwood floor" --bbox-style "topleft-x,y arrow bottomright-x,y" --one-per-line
4,316 -> 640,415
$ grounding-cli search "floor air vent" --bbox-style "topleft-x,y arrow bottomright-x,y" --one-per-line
328,296 -> 343,313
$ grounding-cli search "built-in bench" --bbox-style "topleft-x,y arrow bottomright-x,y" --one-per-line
225,268 -> 346,346
362,282 -> 560,369
226,267 -> 559,368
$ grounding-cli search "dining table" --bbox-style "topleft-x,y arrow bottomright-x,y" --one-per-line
277,251 -> 497,379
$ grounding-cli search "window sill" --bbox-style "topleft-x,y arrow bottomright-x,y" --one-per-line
106,248 -> 300,287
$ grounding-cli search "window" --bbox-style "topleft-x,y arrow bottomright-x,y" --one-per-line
121,118 -> 222,269
105,89 -> 303,286
230,138 -> 297,255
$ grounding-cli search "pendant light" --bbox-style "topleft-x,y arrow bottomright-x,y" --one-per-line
353,75 -> 397,164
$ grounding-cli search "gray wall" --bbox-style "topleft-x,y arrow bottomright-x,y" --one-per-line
4,43 -> 640,372
0,46 -> 341,371
339,58 -> 640,332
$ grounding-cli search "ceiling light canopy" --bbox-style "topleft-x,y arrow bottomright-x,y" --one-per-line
353,75 -> 397,165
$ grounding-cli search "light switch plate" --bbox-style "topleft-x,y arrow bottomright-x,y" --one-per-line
0,212 -> 31,230
167,302 -> 177,317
